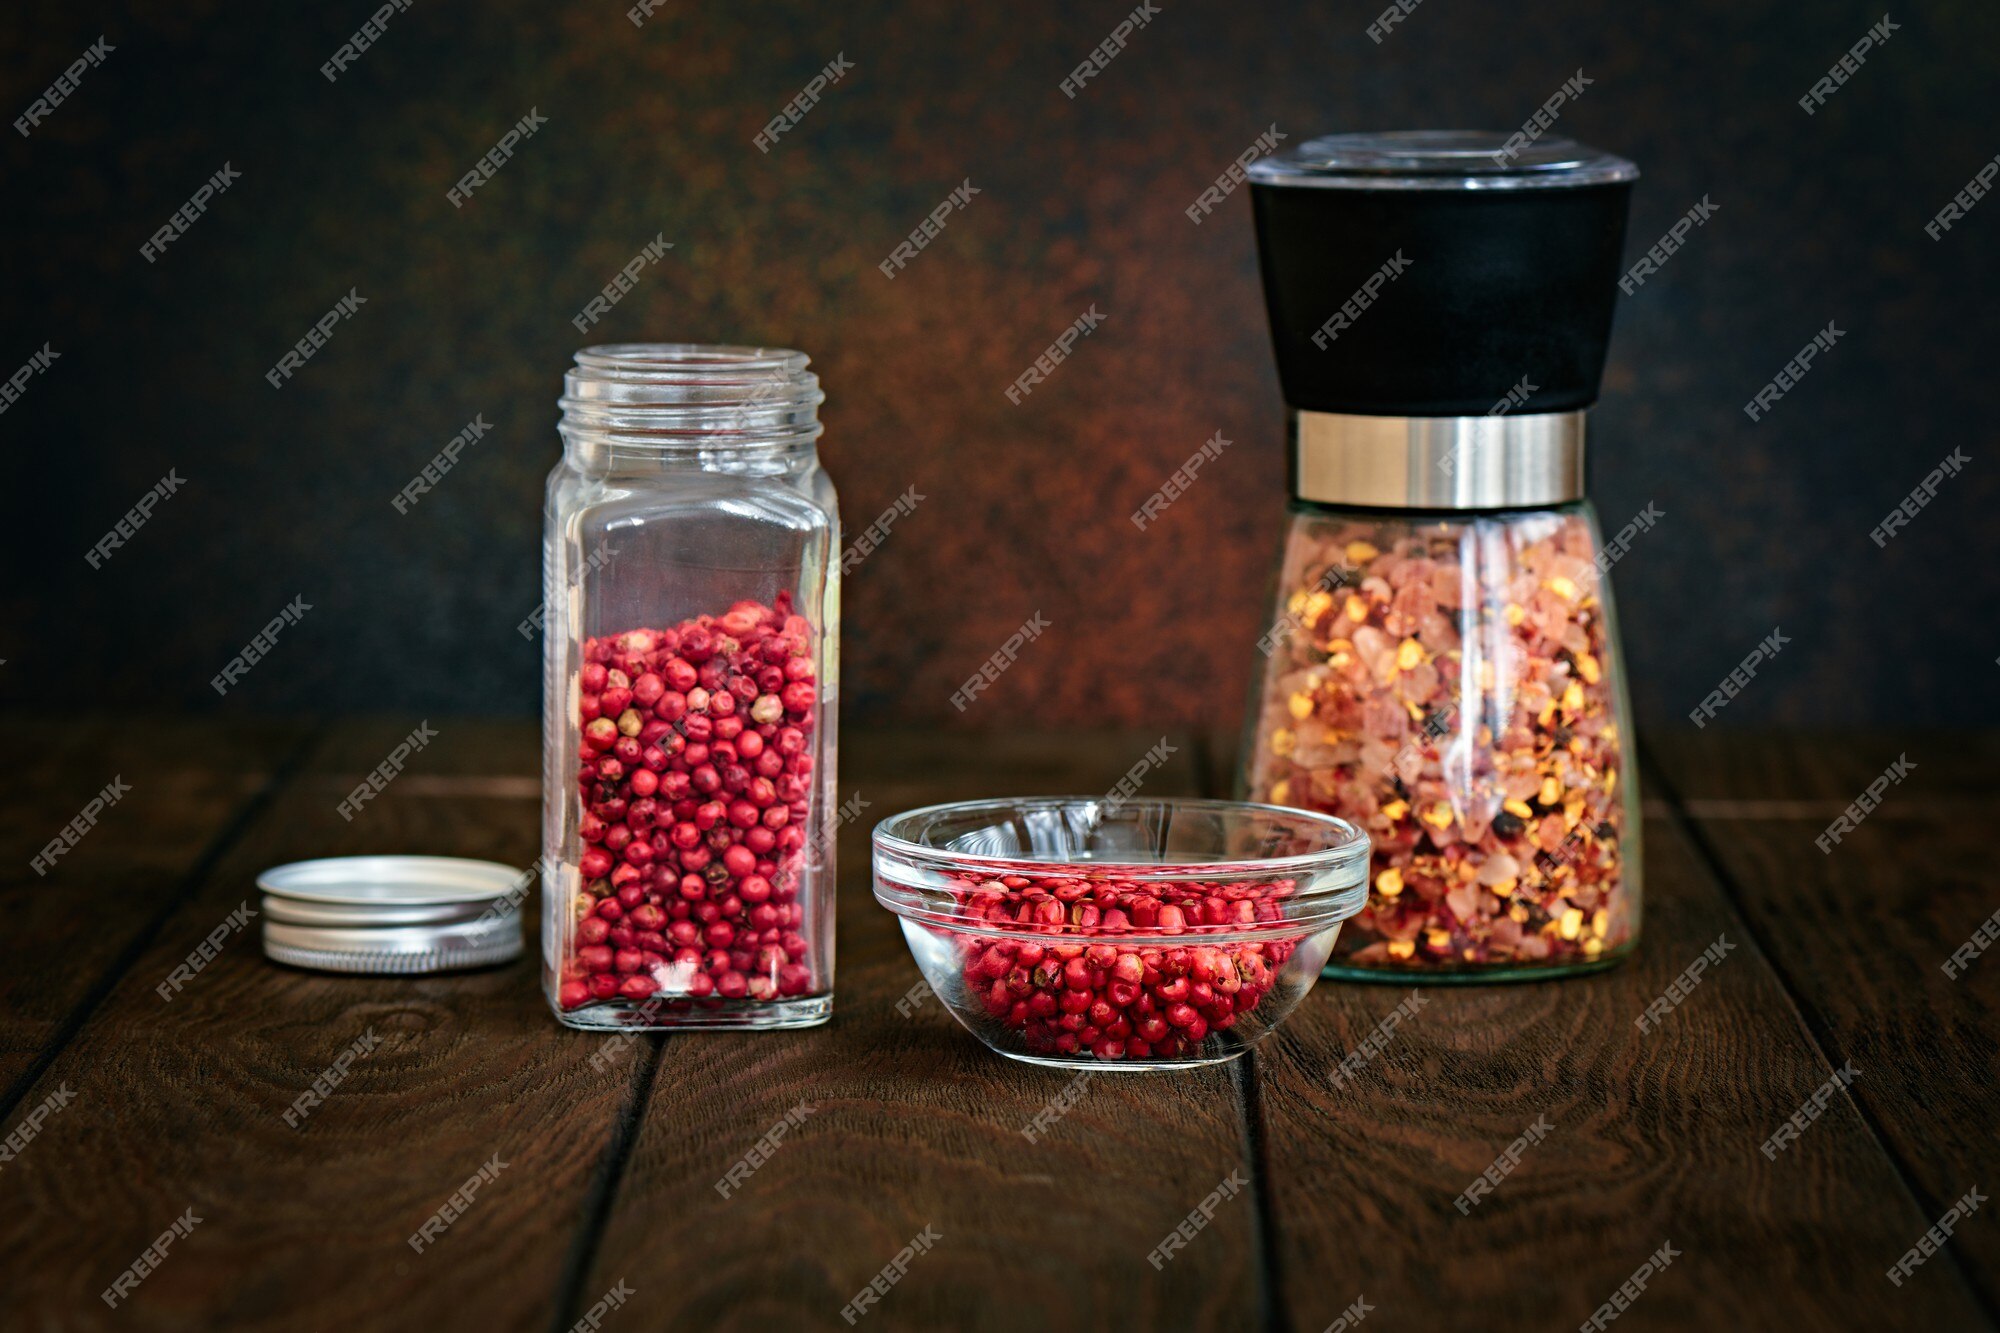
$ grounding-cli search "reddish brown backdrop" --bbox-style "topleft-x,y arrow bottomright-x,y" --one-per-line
4,1 -> 1994,729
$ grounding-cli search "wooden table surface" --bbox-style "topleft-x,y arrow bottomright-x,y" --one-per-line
2,720 -> 1995,1332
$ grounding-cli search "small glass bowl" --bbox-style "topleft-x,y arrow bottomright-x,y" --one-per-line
872,797 -> 1370,1070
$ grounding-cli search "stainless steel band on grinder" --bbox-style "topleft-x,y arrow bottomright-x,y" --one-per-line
1290,409 -> 1587,509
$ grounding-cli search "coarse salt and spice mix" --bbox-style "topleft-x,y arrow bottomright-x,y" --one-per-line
1237,131 -> 1644,981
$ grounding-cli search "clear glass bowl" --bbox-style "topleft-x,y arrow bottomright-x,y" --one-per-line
872,797 -> 1370,1070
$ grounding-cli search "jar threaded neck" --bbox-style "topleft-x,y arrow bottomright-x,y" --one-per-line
559,344 -> 823,458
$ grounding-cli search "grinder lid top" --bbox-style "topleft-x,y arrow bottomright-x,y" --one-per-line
1249,130 -> 1639,420
1248,129 -> 1637,191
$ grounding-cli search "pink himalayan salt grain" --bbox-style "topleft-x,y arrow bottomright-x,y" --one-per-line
1245,511 -> 1633,973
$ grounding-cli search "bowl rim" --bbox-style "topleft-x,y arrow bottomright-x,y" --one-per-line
872,794 -> 1370,879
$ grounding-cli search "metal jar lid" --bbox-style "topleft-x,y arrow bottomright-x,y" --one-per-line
258,856 -> 530,975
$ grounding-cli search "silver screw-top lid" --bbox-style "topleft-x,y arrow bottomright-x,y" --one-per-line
258,856 -> 529,975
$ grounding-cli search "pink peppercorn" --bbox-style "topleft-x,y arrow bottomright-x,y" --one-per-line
558,596 -> 824,1020
926,872 -> 1305,1063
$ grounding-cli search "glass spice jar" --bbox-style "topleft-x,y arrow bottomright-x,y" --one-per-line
541,345 -> 839,1028
1238,132 -> 1644,981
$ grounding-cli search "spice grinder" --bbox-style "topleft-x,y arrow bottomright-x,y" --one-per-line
1238,131 -> 1643,981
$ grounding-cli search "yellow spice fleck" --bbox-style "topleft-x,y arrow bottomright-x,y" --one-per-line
1504,602 -> 1526,627
1288,691 -> 1315,721
1537,700 -> 1557,728
1508,904 -> 1529,923
1592,909 -> 1609,937
1268,779 -> 1291,804
1304,590 -> 1335,622
1270,728 -> 1296,758
1489,877 -> 1517,898
1503,799 -> 1535,820
1375,867 -> 1404,898
1287,590 -> 1308,616
1559,908 -> 1584,941
1562,681 -> 1585,714
1421,802 -> 1455,829
1577,652 -> 1601,685
1425,928 -> 1452,950
1387,939 -> 1417,960
1345,594 -> 1370,622
1584,937 -> 1604,958
1403,698 -> 1424,722
1547,575 -> 1580,601
1539,776 -> 1561,806
1345,540 -> 1379,564
1327,650 -> 1353,669
1381,799 -> 1409,821
1396,638 -> 1425,671
1606,769 -> 1619,796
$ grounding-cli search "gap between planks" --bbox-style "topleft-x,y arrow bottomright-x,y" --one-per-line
1192,729 -> 1294,1333
0,722 -> 328,1126
547,1037 -> 668,1333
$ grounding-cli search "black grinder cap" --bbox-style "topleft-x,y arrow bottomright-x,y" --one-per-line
1249,131 -> 1638,418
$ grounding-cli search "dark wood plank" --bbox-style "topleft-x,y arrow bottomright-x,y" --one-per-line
0,717 -> 312,1096
580,731 -> 1271,1332
1652,731 -> 2000,1315
0,721 -> 634,1333
11,722 -> 1986,1332
1207,732 -> 1991,1333
1653,730 -> 1998,817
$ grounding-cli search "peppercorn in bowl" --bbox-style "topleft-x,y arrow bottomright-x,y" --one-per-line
873,797 -> 1370,1069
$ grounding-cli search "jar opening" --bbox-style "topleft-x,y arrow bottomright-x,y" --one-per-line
572,343 -> 812,381
559,343 -> 824,454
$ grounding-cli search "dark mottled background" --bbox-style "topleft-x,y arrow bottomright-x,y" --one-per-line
3,1 -> 1994,730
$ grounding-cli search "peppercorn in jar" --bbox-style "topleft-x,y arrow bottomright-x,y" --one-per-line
542,345 -> 839,1027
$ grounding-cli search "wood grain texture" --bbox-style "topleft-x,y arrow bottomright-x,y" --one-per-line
1201,730 -> 1992,1332
577,730 -> 1271,1333
0,717 -> 312,1097
5,721 -> 1995,1333
1652,730 -> 1999,812
1243,809 -> 1990,1332
1652,731 -> 2000,1317
0,721 -> 637,1333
